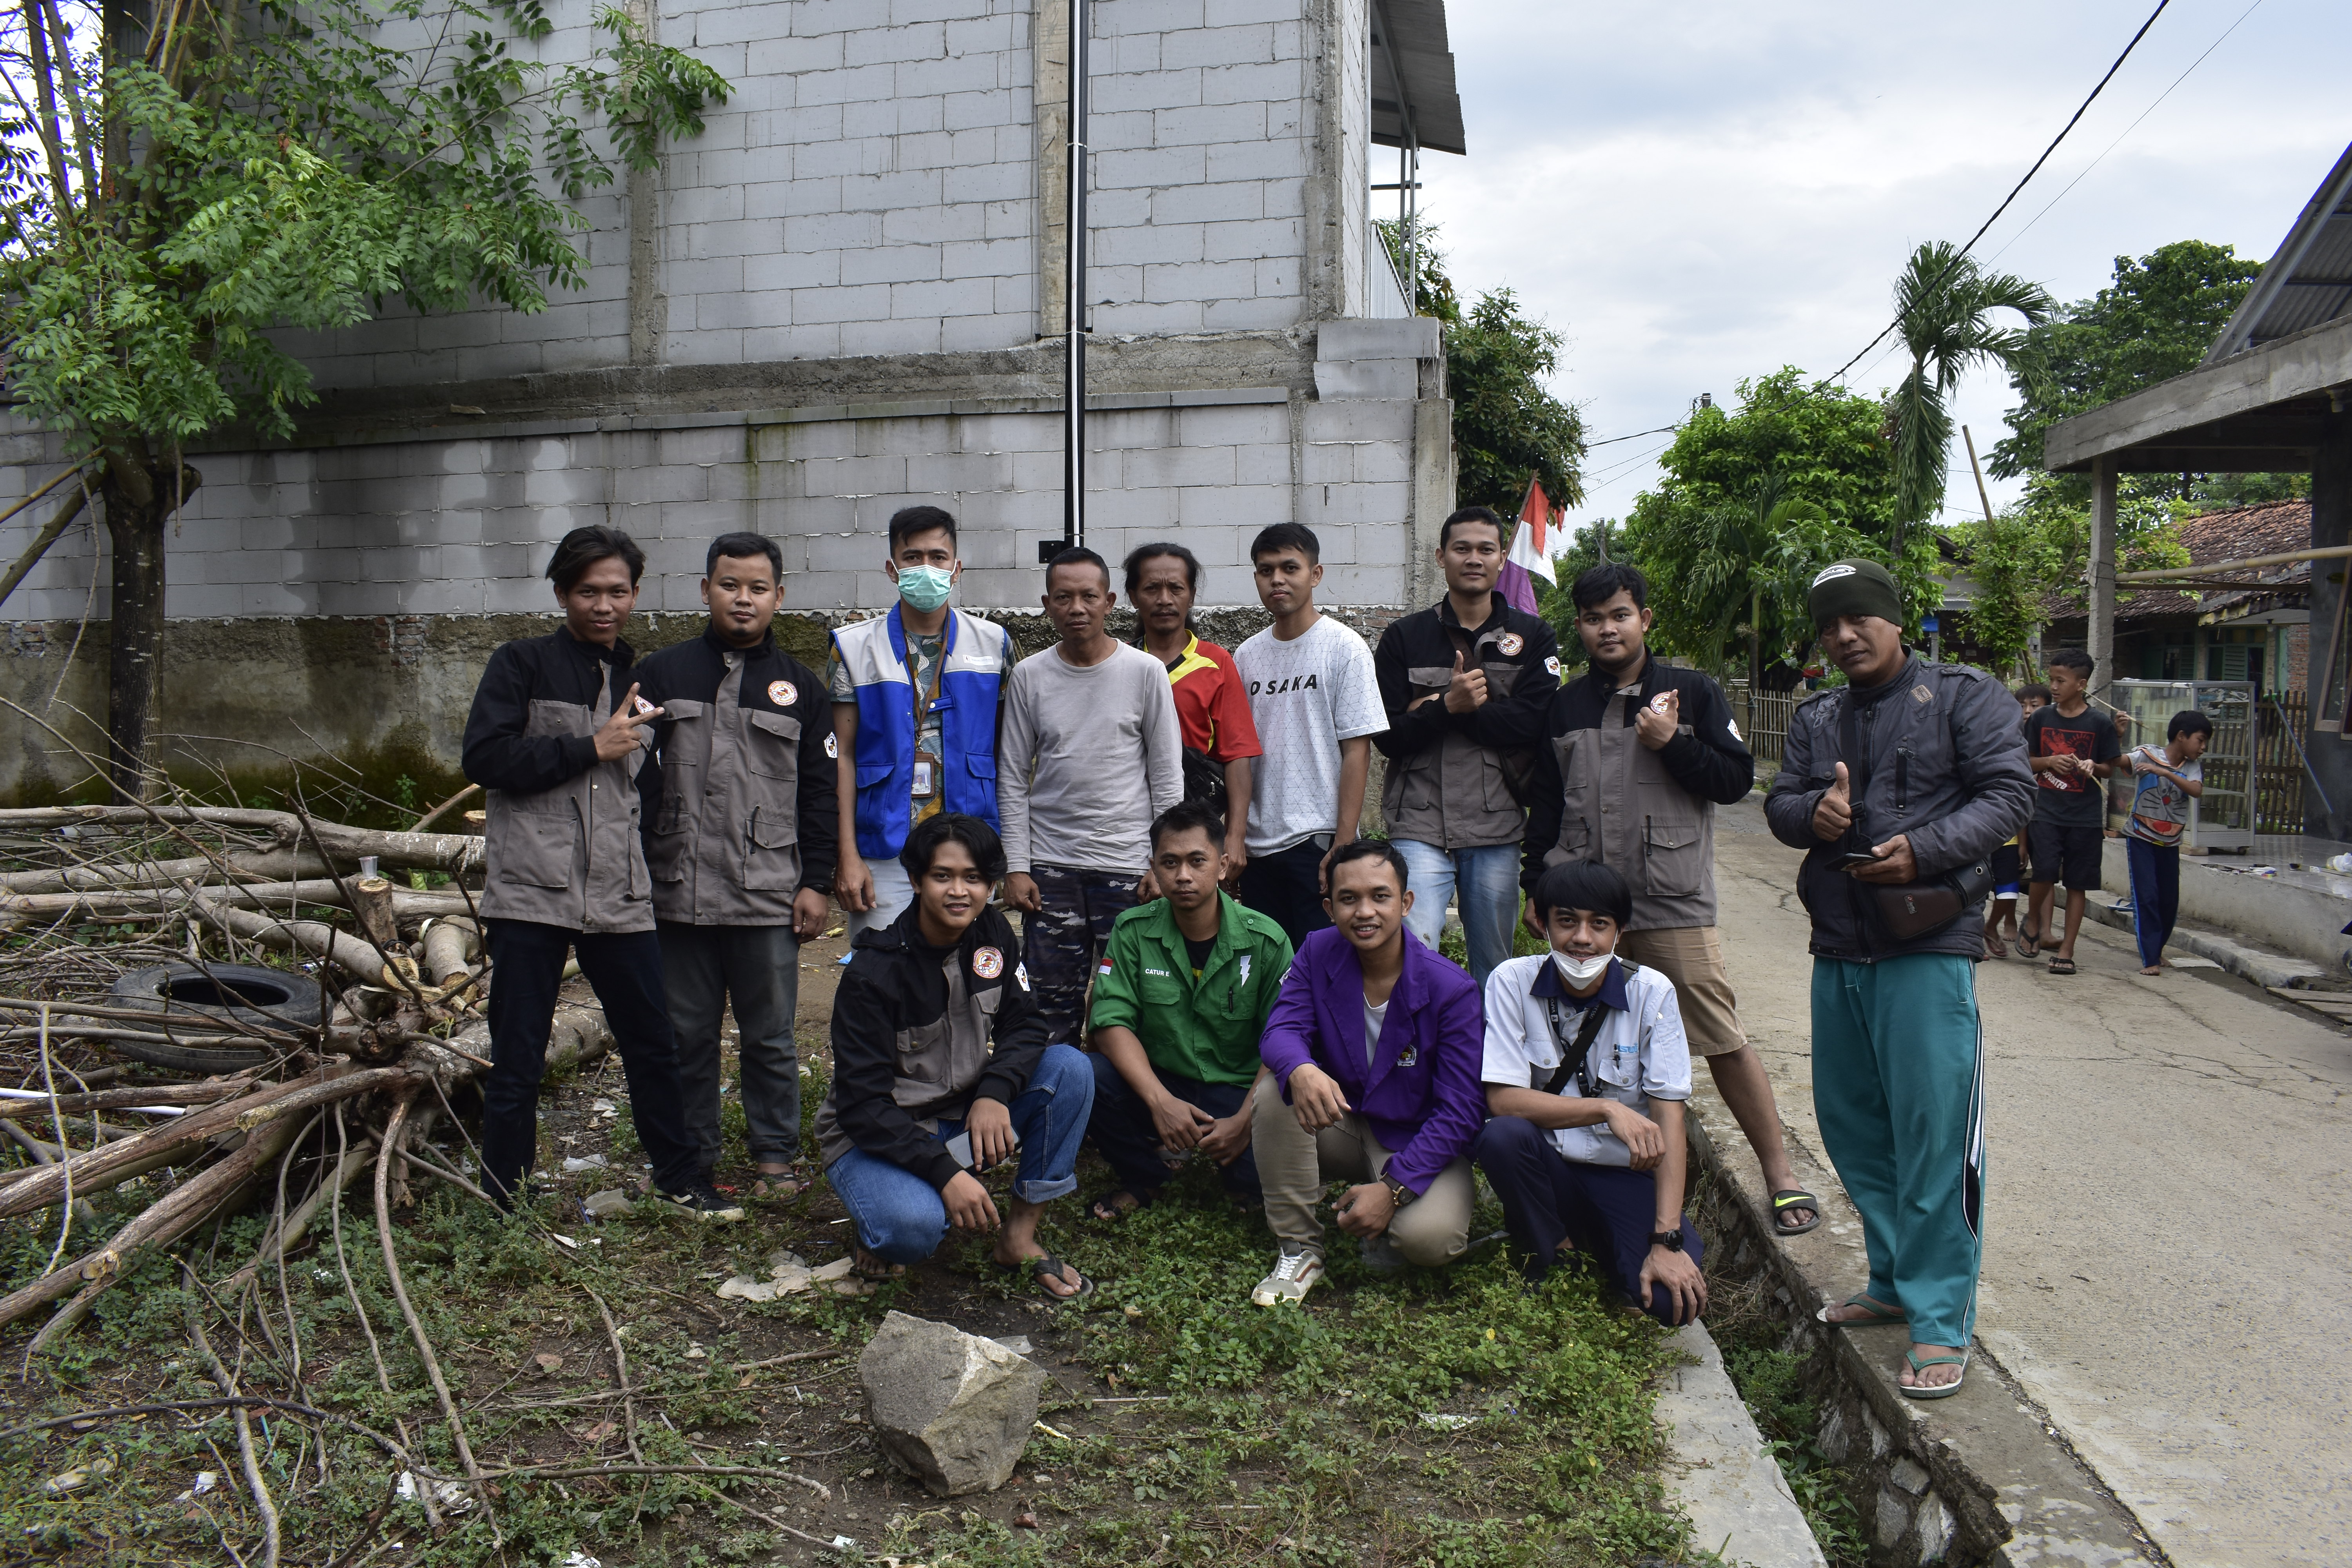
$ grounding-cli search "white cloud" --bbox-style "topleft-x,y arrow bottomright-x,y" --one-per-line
1414,0 -> 2352,531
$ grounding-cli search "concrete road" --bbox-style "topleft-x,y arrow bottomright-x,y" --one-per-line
1713,799 -> 2352,1568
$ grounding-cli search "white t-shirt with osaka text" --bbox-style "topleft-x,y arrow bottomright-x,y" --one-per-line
1235,614 -> 1388,855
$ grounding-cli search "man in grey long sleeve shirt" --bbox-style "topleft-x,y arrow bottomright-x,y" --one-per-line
1002,547 -> 1184,1045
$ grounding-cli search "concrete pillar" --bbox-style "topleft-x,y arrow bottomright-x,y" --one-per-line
2088,457 -> 2116,706
2306,411 -> 2352,837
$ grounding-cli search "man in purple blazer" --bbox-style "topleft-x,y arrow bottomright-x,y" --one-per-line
1247,840 -> 1487,1305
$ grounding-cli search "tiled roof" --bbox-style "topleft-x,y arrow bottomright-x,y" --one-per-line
2043,499 -> 2311,623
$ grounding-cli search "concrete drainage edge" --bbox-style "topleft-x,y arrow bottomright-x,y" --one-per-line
1685,1094 -> 2158,1568
2080,895 -> 2327,991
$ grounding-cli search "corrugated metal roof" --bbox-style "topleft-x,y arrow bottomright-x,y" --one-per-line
1369,0 -> 1464,158
2204,143 -> 2352,363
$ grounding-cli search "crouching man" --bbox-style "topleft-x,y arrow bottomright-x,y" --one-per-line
1474,860 -> 1706,1326
461,525 -> 735,1220
1248,841 -> 1485,1304
1083,799 -> 1294,1220
812,813 -> 1095,1298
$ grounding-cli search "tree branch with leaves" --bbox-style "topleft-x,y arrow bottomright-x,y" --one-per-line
0,0 -> 728,797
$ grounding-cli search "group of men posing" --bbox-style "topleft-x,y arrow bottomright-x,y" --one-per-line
465,511 -> 2031,1398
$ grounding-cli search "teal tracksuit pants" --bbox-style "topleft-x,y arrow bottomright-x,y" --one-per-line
1810,953 -> 1986,1348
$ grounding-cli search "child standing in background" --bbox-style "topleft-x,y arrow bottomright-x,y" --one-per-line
2122,711 -> 2212,976
1985,684 -> 2051,960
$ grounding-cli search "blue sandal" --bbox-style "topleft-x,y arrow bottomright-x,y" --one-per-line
1900,1349 -> 1968,1399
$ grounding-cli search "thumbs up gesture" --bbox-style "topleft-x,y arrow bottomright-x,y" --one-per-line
1444,650 -> 1490,714
1811,760 -> 1854,842
1635,687 -> 1680,751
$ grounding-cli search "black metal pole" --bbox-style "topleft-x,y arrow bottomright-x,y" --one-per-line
1062,0 -> 1087,553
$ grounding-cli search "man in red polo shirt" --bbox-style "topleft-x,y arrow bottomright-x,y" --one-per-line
1125,543 -> 1261,886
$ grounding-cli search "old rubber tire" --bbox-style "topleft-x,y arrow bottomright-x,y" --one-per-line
104,962 -> 325,1072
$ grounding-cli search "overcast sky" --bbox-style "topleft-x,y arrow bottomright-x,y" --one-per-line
1413,0 -> 2352,542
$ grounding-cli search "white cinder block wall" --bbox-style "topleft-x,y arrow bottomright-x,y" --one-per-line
0,0 -> 1450,788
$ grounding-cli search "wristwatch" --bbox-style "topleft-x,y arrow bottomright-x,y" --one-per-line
1383,1175 -> 1418,1208
1649,1229 -> 1685,1252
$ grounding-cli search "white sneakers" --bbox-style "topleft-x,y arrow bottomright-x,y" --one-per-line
1249,1245 -> 1325,1306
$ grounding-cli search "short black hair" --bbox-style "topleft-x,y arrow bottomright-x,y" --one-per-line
1571,562 -> 1648,613
1123,541 -> 1202,596
706,532 -> 782,579
1532,860 -> 1633,928
1044,546 -> 1112,590
1249,522 -> 1321,565
547,526 -> 646,592
1439,506 -> 1506,550
1325,837 -> 1406,891
2016,682 -> 2052,704
1149,799 -> 1226,855
2168,709 -> 2215,741
899,811 -> 1006,884
2047,649 -> 2094,677
889,505 -> 958,553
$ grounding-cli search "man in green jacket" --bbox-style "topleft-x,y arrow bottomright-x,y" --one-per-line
1083,799 -> 1294,1220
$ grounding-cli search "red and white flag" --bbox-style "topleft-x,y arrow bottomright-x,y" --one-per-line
1498,476 -> 1558,615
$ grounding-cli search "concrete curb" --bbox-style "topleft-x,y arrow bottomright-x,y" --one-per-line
1685,1085 -> 2159,1567
1657,1321 -> 1830,1568
2079,893 -> 2327,989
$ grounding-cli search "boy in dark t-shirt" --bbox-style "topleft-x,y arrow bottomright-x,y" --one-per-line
2023,651 -> 2120,975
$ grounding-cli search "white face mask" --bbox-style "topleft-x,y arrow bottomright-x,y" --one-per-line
1552,950 -> 1611,985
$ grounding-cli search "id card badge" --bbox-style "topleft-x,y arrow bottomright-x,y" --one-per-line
911,751 -> 940,799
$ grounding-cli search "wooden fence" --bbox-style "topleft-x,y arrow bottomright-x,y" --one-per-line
1731,682 -> 2313,832
2255,691 -> 2310,835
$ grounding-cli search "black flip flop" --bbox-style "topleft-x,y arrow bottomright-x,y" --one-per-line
1087,1189 -> 1146,1224
1020,1253 -> 1094,1301
1770,1189 -> 1822,1236
2048,956 -> 2077,976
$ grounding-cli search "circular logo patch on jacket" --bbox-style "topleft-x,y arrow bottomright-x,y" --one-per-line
768,679 -> 797,706
824,733 -> 838,759
1497,632 -> 1524,655
972,946 -> 1004,979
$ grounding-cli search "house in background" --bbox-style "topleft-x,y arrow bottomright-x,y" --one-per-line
0,0 -> 1466,799
2038,500 -> 2312,695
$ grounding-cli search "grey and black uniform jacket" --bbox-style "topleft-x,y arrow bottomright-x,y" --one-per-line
813,906 -> 1047,1188
633,627 -> 837,926
1372,599 -> 1560,849
1763,655 -> 2034,962
1522,658 -> 1752,931
462,628 -> 656,933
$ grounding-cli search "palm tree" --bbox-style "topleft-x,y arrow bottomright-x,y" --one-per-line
1886,242 -> 2054,553
1695,474 -> 1830,690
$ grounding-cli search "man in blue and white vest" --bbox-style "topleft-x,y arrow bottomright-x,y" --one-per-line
828,505 -> 1017,938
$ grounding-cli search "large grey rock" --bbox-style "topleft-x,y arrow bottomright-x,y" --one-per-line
858,1311 -> 1045,1497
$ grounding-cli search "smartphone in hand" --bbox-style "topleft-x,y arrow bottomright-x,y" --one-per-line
1835,849 -> 1884,872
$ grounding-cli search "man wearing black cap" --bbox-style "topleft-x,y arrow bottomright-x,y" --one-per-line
1764,559 -> 2031,1401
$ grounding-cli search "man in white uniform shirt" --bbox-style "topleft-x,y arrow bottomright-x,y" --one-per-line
1233,523 -> 1388,949
1473,859 -> 1707,1325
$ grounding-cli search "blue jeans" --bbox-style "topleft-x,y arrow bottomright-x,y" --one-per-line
822,1043 -> 1094,1264
1394,839 -> 1521,987
2126,837 -> 2181,969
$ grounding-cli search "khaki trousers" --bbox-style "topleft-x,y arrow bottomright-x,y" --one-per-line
1615,925 -> 1746,1055
1248,1073 -> 1474,1266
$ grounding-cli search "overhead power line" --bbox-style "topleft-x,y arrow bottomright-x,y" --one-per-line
1828,0 -> 2174,385
1987,0 -> 2267,264
1585,424 -> 1678,448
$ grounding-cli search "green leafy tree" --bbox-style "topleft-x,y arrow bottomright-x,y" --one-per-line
1884,241 -> 2053,552
1610,369 -> 1935,673
0,0 -> 730,793
1379,220 -> 1586,517
1989,240 -> 2262,485
1959,472 -> 2189,676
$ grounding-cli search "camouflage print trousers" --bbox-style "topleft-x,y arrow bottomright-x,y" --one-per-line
1022,863 -> 1141,1048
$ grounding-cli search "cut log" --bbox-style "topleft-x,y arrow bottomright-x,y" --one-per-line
350,877 -> 399,949
0,808 -> 486,879
421,918 -> 481,986
187,892 -> 394,988
0,878 -> 472,925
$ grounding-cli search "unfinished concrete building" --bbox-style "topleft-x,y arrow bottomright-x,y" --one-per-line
0,0 -> 1464,798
